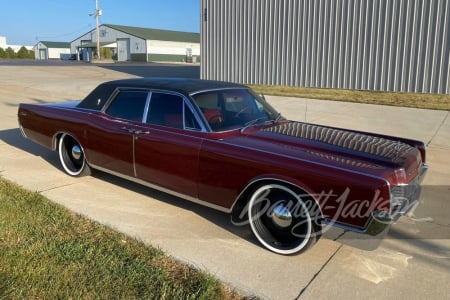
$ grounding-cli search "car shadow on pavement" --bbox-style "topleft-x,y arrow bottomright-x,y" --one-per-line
0,127 -> 258,248
91,169 -> 257,241
0,128 -> 60,168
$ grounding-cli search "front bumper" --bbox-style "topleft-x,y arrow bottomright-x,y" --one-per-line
322,164 -> 428,250
367,163 -> 429,235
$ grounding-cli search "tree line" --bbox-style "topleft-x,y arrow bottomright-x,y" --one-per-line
0,46 -> 34,59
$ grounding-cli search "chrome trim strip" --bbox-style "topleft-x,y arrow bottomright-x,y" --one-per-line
18,124 -> 27,138
142,91 -> 152,123
88,164 -> 231,213
418,164 -> 429,184
322,219 -> 367,234
183,98 -> 208,132
132,135 -> 137,177
189,87 -> 249,97
322,216 -> 390,236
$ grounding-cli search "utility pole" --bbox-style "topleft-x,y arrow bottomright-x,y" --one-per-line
90,0 -> 102,60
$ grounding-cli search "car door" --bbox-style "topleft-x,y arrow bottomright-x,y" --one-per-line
86,88 -> 149,177
134,91 -> 204,198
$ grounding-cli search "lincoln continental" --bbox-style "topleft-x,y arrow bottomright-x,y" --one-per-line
18,78 -> 428,255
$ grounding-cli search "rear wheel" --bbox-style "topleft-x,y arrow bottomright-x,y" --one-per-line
58,133 -> 91,177
248,184 -> 321,255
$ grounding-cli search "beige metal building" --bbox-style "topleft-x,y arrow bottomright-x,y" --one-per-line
71,24 -> 200,63
201,0 -> 449,94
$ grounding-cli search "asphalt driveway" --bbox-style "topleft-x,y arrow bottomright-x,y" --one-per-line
1,62 -> 449,299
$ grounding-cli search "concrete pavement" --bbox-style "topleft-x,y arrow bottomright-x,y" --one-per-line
1,64 -> 449,299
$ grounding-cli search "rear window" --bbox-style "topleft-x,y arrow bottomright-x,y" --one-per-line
77,83 -> 116,110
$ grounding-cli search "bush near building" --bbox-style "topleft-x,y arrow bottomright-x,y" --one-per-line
0,46 -> 34,59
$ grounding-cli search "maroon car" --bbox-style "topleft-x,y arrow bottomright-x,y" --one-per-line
18,78 -> 428,255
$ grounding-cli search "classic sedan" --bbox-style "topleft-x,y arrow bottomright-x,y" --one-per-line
18,78 -> 428,255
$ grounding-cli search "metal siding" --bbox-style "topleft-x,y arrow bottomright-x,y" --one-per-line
201,0 -> 450,94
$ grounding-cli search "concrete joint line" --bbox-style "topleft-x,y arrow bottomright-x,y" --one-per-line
38,182 -> 78,193
295,244 -> 344,299
427,111 -> 449,146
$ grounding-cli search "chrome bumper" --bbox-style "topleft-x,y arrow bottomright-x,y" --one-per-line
368,163 -> 429,235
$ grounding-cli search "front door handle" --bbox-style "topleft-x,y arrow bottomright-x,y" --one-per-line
133,130 -> 150,135
121,127 -> 149,135
121,126 -> 136,133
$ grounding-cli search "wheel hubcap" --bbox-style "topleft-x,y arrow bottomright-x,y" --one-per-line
271,204 -> 293,228
71,145 -> 82,160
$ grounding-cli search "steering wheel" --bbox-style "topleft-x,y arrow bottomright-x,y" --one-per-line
234,106 -> 252,118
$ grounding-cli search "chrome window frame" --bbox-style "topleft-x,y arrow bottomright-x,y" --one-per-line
100,87 -> 207,132
146,89 -> 207,132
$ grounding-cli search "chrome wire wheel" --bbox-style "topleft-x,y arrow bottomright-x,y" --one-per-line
58,133 -> 90,177
248,184 -> 318,255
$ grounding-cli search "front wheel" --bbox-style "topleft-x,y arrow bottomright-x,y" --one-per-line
248,184 -> 321,255
58,133 -> 91,177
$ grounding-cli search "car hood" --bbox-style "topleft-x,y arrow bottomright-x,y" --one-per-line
233,121 -> 422,183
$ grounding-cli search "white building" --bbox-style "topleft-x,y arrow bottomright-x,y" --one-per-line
0,36 -> 33,52
0,36 -> 6,48
71,24 -> 200,63
34,41 -> 71,60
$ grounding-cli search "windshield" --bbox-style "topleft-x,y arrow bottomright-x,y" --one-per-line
191,88 -> 280,131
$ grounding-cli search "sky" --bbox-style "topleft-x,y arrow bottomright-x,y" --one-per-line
0,0 -> 200,46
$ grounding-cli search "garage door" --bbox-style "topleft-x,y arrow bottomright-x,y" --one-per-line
117,38 -> 130,62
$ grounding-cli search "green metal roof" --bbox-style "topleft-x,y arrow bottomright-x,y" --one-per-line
40,41 -> 71,48
104,24 -> 200,43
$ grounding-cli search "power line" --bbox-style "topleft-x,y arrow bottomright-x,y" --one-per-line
36,24 -> 92,41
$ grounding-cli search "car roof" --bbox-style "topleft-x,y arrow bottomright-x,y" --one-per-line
78,78 -> 248,110
103,78 -> 246,94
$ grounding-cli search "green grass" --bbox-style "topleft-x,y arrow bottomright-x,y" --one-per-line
0,178 -> 242,299
249,85 -> 450,111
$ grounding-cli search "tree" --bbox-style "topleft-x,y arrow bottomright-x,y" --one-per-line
0,48 -> 5,58
17,46 -> 29,59
5,47 -> 15,59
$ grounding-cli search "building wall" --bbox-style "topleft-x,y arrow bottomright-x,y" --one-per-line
34,43 -> 71,60
48,48 -> 71,59
0,36 -> 6,48
71,25 -> 201,62
71,25 -> 147,59
147,40 -> 200,62
201,0 -> 450,94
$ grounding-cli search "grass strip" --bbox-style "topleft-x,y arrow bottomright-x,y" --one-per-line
249,85 -> 450,111
0,178 -> 242,299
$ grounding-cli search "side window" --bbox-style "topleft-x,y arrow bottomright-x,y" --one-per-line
147,93 -> 184,129
194,92 -> 219,109
184,103 -> 202,130
105,90 -> 148,122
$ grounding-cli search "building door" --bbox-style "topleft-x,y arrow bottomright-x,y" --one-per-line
39,49 -> 47,60
117,38 -> 130,61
